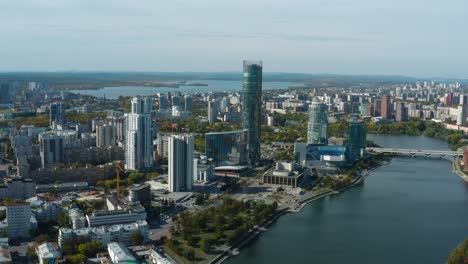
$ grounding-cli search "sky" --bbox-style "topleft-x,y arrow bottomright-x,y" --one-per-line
0,0 -> 467,78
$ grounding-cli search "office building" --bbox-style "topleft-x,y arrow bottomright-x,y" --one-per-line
168,134 -> 194,192
395,102 -> 408,122
381,95 -> 391,119
158,94 -> 169,110
171,95 -> 180,107
36,243 -> 61,264
96,123 -> 116,147
307,99 -> 328,145
373,99 -> 381,117
184,95 -> 193,113
457,105 -> 467,126
128,184 -> 152,205
208,101 -> 217,124
125,97 -> 153,170
39,132 -> 64,168
0,84 -> 10,104
347,120 -> 367,162
49,102 -> 66,126
242,60 -> 262,165
6,203 -> 31,239
205,130 -> 248,166
194,157 -> 215,182
86,210 -> 144,227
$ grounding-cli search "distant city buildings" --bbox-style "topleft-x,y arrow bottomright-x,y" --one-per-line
381,95 -> 391,119
242,60 -> 263,165
168,134 -> 194,192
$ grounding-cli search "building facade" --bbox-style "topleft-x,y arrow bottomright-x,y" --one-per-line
205,130 -> 248,166
168,134 -> 194,192
125,97 -> 153,170
307,99 -> 328,145
6,203 -> 31,239
347,120 -> 367,162
49,102 -> 66,126
242,60 -> 262,165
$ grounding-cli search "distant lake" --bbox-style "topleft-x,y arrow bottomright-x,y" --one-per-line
69,80 -> 301,99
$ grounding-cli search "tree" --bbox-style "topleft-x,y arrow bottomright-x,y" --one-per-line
57,211 -> 71,228
200,237 -> 214,253
77,241 -> 102,257
0,210 -> 5,221
130,232 -> 144,246
184,249 -> 196,261
69,253 -> 87,264
27,246 -> 37,261
447,239 -> 468,264
62,239 -> 77,255
35,234 -> 50,244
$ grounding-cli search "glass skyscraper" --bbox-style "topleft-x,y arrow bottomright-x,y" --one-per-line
242,60 -> 262,165
205,129 -> 248,166
347,120 -> 367,162
307,99 -> 328,145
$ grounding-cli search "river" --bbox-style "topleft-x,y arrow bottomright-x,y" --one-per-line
69,80 -> 300,99
226,134 -> 468,264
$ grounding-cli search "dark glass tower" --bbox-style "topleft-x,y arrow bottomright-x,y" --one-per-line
242,60 -> 262,165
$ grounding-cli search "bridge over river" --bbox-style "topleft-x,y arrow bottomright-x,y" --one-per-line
366,147 -> 463,158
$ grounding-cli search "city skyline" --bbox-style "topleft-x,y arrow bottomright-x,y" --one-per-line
1,1 -> 468,78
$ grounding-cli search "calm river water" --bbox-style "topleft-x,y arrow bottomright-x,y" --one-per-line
227,134 -> 468,264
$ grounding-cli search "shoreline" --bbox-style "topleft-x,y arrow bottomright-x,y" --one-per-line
213,161 -> 386,264
452,158 -> 468,183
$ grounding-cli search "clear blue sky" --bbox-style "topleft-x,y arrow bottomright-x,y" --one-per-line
1,0 -> 467,78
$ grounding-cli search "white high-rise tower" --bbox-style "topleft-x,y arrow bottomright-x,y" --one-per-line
125,97 -> 153,170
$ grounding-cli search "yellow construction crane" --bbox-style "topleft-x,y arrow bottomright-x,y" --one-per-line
116,161 -> 124,195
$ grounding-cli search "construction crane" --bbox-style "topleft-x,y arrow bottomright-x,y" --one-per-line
115,161 -> 124,195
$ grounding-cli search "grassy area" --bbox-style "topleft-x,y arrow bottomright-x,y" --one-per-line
165,196 -> 278,263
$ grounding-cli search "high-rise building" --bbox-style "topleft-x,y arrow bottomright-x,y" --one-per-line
381,95 -> 391,119
395,102 -> 408,122
373,99 -> 381,117
39,132 -> 64,168
7,203 -> 31,239
242,60 -> 262,165
172,95 -> 181,108
96,124 -> 116,147
205,130 -> 248,166
125,97 -> 153,171
184,95 -> 193,113
307,99 -> 328,145
0,83 -> 10,104
208,101 -> 217,124
347,120 -> 367,162
49,102 -> 66,126
158,94 -> 168,110
457,105 -> 467,126
168,134 -> 194,192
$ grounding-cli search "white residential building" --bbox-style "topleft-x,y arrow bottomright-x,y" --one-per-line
36,243 -> 61,264
108,242 -> 136,264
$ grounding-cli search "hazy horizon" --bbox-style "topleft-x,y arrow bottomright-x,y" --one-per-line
1,0 -> 467,78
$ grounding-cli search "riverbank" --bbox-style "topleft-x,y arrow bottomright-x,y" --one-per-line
215,160 -> 386,264
452,158 -> 468,183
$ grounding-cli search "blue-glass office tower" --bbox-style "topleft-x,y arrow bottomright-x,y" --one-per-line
205,129 -> 248,166
242,60 -> 262,165
347,120 -> 367,162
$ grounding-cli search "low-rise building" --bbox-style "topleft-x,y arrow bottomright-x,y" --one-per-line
58,220 -> 149,248
107,242 -> 136,264
36,243 -> 61,264
263,162 -> 305,188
